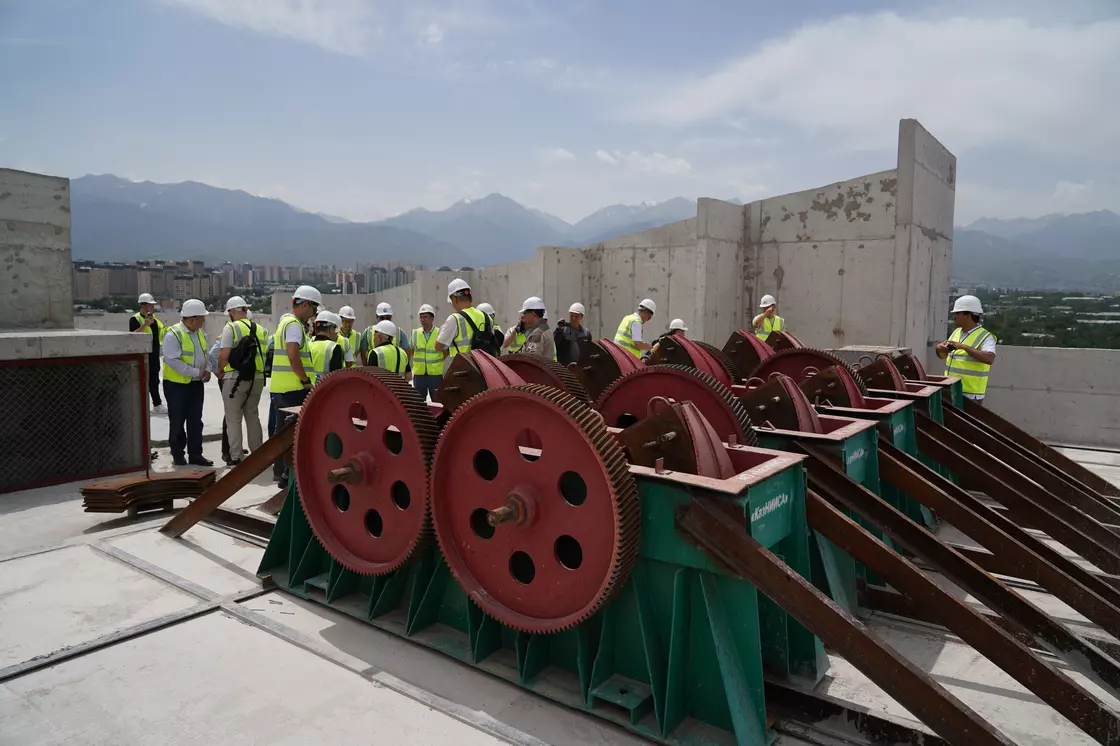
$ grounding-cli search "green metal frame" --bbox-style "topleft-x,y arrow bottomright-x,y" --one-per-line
259,457 -> 819,746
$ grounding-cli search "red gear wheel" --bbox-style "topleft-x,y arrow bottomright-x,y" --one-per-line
749,348 -> 869,394
294,367 -> 438,575
500,353 -> 589,402
594,364 -> 758,447
430,385 -> 640,633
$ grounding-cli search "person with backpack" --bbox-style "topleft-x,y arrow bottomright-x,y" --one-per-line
476,302 -> 505,355
216,295 -> 269,465
309,311 -> 345,383
434,278 -> 499,360
370,320 -> 410,379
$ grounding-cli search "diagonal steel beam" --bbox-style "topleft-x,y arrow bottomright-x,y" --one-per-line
943,406 -> 1120,526
806,488 -> 1120,745
961,398 -> 1120,498
160,417 -> 296,539
676,496 -> 1015,746
879,440 -> 1120,637
799,441 -> 1120,699
915,413 -> 1120,575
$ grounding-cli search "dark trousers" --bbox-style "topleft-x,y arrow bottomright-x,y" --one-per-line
148,354 -> 162,406
163,380 -> 204,459
272,388 -> 309,481
413,374 -> 443,402
221,417 -> 230,461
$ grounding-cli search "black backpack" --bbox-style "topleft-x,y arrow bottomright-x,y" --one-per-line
227,320 -> 263,395
457,310 -> 500,356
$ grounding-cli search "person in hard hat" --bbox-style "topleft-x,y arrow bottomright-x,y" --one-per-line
646,318 -> 688,361
937,295 -> 997,405
753,295 -> 784,341
412,304 -> 443,401
512,297 -> 556,360
162,299 -> 213,467
370,320 -> 410,379
434,278 -> 498,359
309,311 -> 345,384
477,302 -> 506,354
216,296 -> 269,465
338,306 -> 359,368
271,285 -> 321,487
130,293 -> 167,412
554,302 -> 591,365
360,301 -> 411,365
614,299 -> 656,357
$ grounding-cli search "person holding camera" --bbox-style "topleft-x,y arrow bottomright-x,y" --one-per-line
554,302 -> 591,366
130,293 -> 166,412
936,295 -> 997,405
512,297 -> 555,360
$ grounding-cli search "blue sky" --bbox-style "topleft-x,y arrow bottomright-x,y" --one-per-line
1,0 -> 1117,224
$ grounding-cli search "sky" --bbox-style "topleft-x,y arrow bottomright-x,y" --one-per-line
1,0 -> 1118,225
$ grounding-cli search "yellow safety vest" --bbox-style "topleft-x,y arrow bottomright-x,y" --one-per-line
755,315 -> 784,342
412,327 -> 443,376
222,318 -> 269,374
508,328 -> 526,353
614,313 -> 642,357
308,338 -> 339,383
944,326 -> 995,396
162,323 -> 207,384
449,307 -> 489,358
271,313 -> 313,394
362,325 -> 407,352
341,328 -> 360,365
373,344 -> 407,376
132,312 -> 165,342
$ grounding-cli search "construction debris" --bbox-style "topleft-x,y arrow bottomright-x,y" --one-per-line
81,469 -> 216,516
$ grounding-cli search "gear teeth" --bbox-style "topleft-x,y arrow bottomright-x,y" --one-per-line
750,347 -> 869,395
595,364 -> 759,448
294,367 -> 439,576
695,341 -> 743,383
501,353 -> 590,403
430,383 -> 640,634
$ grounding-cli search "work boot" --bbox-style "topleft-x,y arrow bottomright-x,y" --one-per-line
172,455 -> 188,466
188,456 -> 215,467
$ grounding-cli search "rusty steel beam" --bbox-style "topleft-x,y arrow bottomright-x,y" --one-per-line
160,417 -> 296,539
676,496 -> 1015,746
878,440 -> 1120,637
799,442 -> 1120,699
915,413 -> 1120,576
962,399 -> 1120,498
943,407 -> 1120,526
805,489 -> 1120,745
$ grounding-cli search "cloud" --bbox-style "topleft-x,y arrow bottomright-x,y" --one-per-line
421,23 -> 443,45
956,179 -> 1118,223
596,150 -> 692,176
633,12 -> 1120,160
538,147 -> 575,165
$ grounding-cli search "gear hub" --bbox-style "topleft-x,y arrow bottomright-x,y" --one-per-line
294,368 -> 438,575
430,385 -> 639,633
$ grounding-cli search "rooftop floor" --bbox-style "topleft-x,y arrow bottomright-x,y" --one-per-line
2,423 -> 1118,744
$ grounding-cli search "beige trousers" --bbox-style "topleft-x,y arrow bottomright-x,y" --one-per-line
221,375 -> 264,460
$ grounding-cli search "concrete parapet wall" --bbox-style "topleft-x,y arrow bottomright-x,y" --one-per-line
0,169 -> 73,329
984,346 -> 1120,449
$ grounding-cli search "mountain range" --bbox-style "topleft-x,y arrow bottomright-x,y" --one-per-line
69,174 -> 699,268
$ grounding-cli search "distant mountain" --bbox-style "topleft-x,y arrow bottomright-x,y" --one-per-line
570,197 -> 697,243
70,175 -> 468,266
527,207 -> 573,235
952,210 -> 1120,291
962,214 -> 1064,239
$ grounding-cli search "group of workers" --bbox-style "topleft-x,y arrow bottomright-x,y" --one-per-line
135,279 -> 995,477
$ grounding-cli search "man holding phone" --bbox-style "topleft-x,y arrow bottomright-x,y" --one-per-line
936,295 -> 997,405
130,293 -> 166,412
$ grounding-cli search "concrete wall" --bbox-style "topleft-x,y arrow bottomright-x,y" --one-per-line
0,169 -> 73,329
985,347 -> 1120,448
75,312 -> 281,344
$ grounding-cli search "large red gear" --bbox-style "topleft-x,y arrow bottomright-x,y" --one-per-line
430,385 -> 639,633
500,353 -> 589,402
650,335 -> 734,388
594,364 -> 758,447
294,367 -> 438,575
573,338 -> 645,402
749,348 -> 869,395
722,330 -> 774,381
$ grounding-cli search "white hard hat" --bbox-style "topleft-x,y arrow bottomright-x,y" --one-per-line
294,285 -> 323,305
315,310 -> 340,327
225,295 -> 248,311
639,299 -> 656,315
137,293 -> 155,305
477,302 -> 495,316
376,302 -> 393,316
759,294 -> 777,308
374,319 -> 398,338
669,318 -> 688,331
519,296 -> 546,314
447,278 -> 471,298
951,295 -> 983,315
339,305 -> 356,320
181,299 -> 208,318
569,302 -> 586,315
418,304 -> 435,316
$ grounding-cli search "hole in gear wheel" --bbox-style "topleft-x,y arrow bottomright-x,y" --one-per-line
470,508 -> 495,540
474,449 -> 499,481
559,471 -> 587,506
391,480 -> 411,510
331,485 -> 350,512
365,508 -> 383,537
509,551 -> 536,584
555,534 -> 583,569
